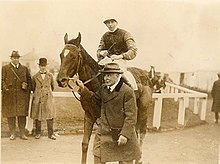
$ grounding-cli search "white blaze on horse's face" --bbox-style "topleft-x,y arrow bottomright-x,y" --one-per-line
63,49 -> 70,58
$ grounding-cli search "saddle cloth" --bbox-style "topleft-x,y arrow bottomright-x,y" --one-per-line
98,57 -> 138,90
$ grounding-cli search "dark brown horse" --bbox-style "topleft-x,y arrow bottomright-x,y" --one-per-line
56,33 -> 153,164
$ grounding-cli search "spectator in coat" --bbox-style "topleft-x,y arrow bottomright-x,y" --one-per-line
31,58 -> 56,140
76,63 -> 141,164
2,50 -> 32,140
211,72 -> 220,124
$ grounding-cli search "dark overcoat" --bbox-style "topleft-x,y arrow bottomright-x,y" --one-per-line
211,79 -> 220,112
80,79 -> 141,162
31,72 -> 55,121
2,63 -> 32,117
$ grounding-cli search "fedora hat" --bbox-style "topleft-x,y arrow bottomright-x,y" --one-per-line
103,18 -> 117,24
100,63 -> 123,74
38,58 -> 48,66
10,50 -> 21,58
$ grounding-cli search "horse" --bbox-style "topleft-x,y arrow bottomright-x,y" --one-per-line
56,33 -> 153,164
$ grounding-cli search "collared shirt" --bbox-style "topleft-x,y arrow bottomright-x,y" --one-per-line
40,71 -> 47,80
107,75 -> 121,92
11,62 -> 19,68
109,27 -> 118,33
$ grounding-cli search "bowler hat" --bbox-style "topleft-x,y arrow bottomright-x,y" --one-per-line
103,18 -> 117,24
10,51 -> 21,58
38,58 -> 48,66
100,63 -> 123,74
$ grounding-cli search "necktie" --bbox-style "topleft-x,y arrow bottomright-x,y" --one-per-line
108,87 -> 111,93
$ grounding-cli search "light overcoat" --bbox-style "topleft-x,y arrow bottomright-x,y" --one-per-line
80,79 -> 141,162
31,72 -> 55,121
211,79 -> 220,112
2,63 -> 31,117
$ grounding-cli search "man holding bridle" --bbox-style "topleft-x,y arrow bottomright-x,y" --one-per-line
76,63 -> 141,164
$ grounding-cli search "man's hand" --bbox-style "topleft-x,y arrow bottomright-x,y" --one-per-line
76,79 -> 84,89
99,50 -> 109,58
117,135 -> 128,146
110,54 -> 123,61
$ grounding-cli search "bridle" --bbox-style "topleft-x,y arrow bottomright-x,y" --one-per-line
63,44 -> 101,100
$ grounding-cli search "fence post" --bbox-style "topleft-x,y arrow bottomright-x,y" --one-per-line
178,97 -> 186,125
153,97 -> 163,129
170,86 -> 174,93
0,61 -> 1,114
174,88 -> 178,101
185,97 -> 189,108
193,97 -> 199,114
200,98 -> 207,120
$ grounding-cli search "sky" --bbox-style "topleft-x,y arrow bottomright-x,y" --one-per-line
1,0 -> 220,73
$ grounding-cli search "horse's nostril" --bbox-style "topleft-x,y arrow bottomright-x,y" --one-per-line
61,78 -> 67,82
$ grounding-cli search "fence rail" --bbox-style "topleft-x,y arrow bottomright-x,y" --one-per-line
152,82 -> 208,129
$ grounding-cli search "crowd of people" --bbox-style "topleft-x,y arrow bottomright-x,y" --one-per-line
1,18 -> 219,164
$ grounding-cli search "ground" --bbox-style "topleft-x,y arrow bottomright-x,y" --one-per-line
1,121 -> 219,164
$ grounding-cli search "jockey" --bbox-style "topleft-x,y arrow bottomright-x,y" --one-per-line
97,18 -> 138,90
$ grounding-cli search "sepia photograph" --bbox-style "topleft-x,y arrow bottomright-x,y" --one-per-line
1,0 -> 220,163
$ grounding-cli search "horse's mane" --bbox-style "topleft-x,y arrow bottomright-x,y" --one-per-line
79,45 -> 100,72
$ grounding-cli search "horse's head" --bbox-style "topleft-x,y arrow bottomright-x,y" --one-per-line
57,33 -> 82,87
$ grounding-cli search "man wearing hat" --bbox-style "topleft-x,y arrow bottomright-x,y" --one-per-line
97,18 -> 137,63
211,72 -> 220,124
97,18 -> 138,90
76,63 -> 141,163
31,58 -> 56,140
2,50 -> 32,140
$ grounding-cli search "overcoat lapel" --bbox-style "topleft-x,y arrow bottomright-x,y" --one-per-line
36,73 -> 43,84
15,64 -> 23,76
36,72 -> 50,85
103,78 -> 124,103
9,63 -> 21,76
103,91 -> 119,103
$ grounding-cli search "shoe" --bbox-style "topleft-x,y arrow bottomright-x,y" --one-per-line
9,134 -> 16,140
35,134 -> 41,139
48,134 -> 56,140
20,135 -> 28,140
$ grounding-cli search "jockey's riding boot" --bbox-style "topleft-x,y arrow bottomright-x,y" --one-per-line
121,75 -> 132,88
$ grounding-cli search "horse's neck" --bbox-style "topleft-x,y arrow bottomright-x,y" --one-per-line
78,46 -> 101,91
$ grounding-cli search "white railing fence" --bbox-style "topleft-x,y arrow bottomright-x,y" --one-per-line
152,82 -> 208,129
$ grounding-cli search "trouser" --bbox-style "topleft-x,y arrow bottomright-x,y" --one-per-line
35,119 -> 54,136
7,116 -> 26,135
94,156 -> 133,164
215,112 -> 219,120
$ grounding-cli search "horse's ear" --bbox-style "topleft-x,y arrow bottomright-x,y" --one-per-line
75,32 -> 81,46
64,33 -> 68,44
